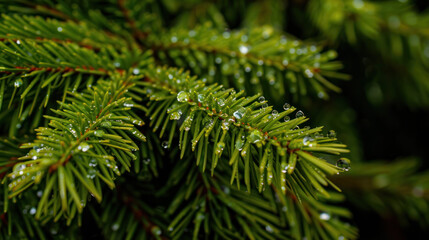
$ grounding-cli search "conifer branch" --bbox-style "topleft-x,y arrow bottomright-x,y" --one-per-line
140,66 -> 349,199
7,73 -> 146,219
0,14 -> 128,50
147,24 -> 349,101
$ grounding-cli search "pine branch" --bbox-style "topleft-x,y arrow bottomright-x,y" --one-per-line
0,14 -> 128,49
163,156 -> 357,239
140,66 -> 350,199
7,72 -> 147,219
147,24 -> 349,102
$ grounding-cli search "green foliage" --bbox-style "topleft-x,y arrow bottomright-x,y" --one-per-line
1,0 -> 428,239
308,0 -> 429,106
150,24 -> 349,103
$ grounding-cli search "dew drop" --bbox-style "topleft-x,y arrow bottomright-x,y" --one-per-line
284,116 -> 290,122
265,225 -> 274,233
295,110 -> 304,118
197,94 -> 205,102
304,69 -> 314,78
177,91 -> 189,102
217,98 -> 225,106
111,223 -> 120,231
57,27 -> 63,32
261,103 -> 268,109
283,103 -> 291,110
101,121 -> 112,128
272,110 -> 279,118
249,130 -> 263,143
336,158 -> 351,171
239,44 -> 250,54
151,226 -> 162,236
171,36 -> 178,43
319,212 -> 331,221
328,130 -> 336,138
144,158 -> 151,165
94,130 -> 104,137
78,142 -> 90,152
170,111 -> 182,120
89,159 -> 98,167
29,207 -> 36,215
216,142 -> 225,154
132,68 -> 140,75
258,96 -> 265,103
282,59 -> 289,66
235,139 -> 244,151
14,79 -> 23,88
162,141 -> 169,149
233,108 -> 246,119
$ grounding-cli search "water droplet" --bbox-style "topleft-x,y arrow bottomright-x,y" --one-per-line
303,136 -> 312,146
317,92 -> 325,99
29,207 -> 36,215
284,116 -> 290,122
336,158 -> 351,171
144,158 -> 151,165
283,103 -> 291,110
14,79 -> 23,88
177,91 -> 189,102
112,223 -> 120,231
101,121 -> 112,128
162,141 -> 169,149
132,68 -> 140,75
261,103 -> 268,109
282,59 -> 289,66
217,98 -> 225,106
249,130 -> 263,143
16,40 -> 21,44
222,185 -> 230,194
221,121 -> 230,131
94,130 -> 104,137
113,62 -> 120,67
171,36 -> 178,43
258,96 -> 265,103
89,159 -> 98,167
197,94 -> 205,103
239,44 -> 249,54
170,111 -> 182,120
328,130 -> 336,138
215,57 -> 222,64
258,60 -> 264,65
265,225 -> 274,233
78,142 -> 90,152
216,142 -> 225,154
319,212 -> 331,221
282,165 -> 289,173
304,69 -> 314,78
151,226 -> 162,236
272,110 -> 279,118
233,108 -> 246,119
295,110 -> 304,118
37,190 -> 43,197
235,139 -> 244,151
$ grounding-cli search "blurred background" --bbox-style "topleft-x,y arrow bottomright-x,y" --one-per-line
157,0 -> 429,239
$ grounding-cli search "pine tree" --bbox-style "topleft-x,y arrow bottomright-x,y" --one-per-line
0,0 -> 428,239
